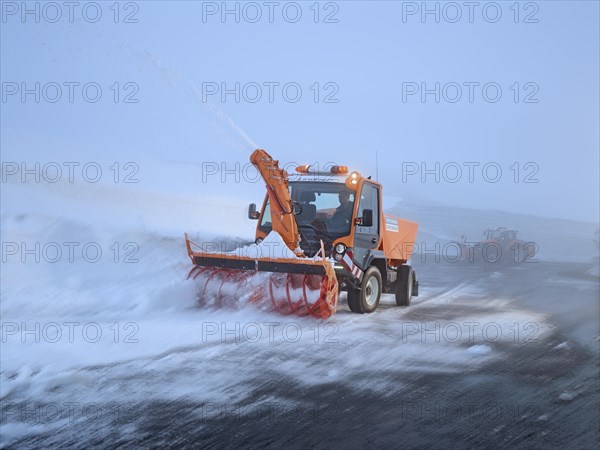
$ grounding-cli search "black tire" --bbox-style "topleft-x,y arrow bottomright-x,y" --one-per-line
396,265 -> 414,306
348,267 -> 382,314
347,288 -> 363,313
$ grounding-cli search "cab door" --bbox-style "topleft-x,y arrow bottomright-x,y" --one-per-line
353,182 -> 380,269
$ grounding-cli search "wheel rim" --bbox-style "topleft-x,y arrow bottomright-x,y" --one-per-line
365,276 -> 379,307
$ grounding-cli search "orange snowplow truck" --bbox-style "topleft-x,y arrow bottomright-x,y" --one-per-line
186,149 -> 419,318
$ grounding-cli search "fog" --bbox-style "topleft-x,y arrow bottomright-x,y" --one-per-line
2,1 -> 598,223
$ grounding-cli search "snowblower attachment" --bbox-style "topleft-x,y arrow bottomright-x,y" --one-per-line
185,236 -> 338,318
185,149 -> 339,319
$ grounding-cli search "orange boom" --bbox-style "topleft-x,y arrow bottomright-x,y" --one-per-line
185,149 -> 419,318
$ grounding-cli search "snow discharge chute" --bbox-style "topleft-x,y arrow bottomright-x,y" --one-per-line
185,149 -> 339,319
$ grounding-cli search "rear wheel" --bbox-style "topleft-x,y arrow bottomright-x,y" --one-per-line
395,265 -> 414,306
347,266 -> 382,314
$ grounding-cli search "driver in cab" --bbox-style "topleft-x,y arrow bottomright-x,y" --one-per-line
328,191 -> 354,230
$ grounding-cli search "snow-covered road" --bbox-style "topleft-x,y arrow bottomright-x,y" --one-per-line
1,180 -> 598,448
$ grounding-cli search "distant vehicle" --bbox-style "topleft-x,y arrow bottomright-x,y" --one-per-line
454,227 -> 536,263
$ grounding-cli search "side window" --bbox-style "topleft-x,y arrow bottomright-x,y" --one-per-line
356,183 -> 379,235
260,200 -> 272,230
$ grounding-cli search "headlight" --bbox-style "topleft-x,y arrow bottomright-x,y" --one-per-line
334,253 -> 343,261
335,243 -> 346,254
255,237 -> 264,244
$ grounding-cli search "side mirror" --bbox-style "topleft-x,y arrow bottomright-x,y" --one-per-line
248,203 -> 260,220
360,209 -> 373,227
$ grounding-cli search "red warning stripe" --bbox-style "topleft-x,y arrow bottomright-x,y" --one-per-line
342,251 -> 363,282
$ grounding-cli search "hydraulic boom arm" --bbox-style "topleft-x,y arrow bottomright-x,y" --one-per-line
250,149 -> 302,255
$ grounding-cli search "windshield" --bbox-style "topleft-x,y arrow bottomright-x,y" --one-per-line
488,230 -> 502,239
487,230 -> 516,240
258,182 -> 356,256
290,182 -> 355,235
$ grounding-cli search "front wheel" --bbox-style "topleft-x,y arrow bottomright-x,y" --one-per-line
347,266 -> 382,314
